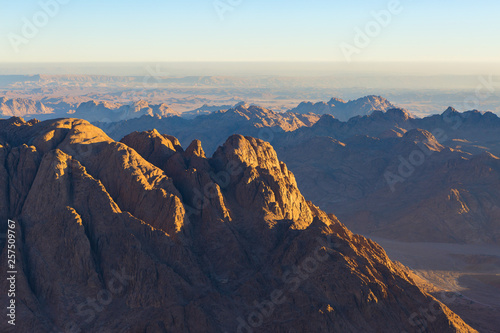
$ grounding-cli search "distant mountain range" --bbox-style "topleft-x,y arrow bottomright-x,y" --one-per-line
97,103 -> 321,153
71,100 -> 181,122
0,95 -> 399,123
277,129 -> 500,243
288,95 -> 396,121
181,102 -> 243,119
0,97 -> 53,117
0,97 -> 181,122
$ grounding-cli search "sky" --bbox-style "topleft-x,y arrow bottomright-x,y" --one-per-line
0,0 -> 499,65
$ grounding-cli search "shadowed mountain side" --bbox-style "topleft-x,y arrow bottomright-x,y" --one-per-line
273,107 -> 500,156
276,130 -> 500,244
0,117 -> 475,332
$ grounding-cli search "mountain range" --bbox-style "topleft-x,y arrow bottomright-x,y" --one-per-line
0,95 -> 398,124
71,100 -> 181,122
288,95 -> 396,121
97,103 -> 321,153
0,97 -> 52,117
0,117 -> 476,332
95,105 -> 500,246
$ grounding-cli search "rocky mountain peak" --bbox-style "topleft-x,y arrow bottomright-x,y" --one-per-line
184,139 -> 206,158
120,129 -> 182,168
444,106 -> 460,114
0,97 -> 52,117
385,107 -> 412,121
212,134 -> 280,169
210,135 -> 311,227
327,97 -> 346,105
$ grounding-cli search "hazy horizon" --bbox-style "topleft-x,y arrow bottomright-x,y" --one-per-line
0,61 -> 499,77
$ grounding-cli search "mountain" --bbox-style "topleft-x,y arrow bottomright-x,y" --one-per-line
0,117 -> 475,332
288,95 -> 397,121
415,107 -> 500,155
0,97 -> 53,118
275,129 -> 500,244
0,97 -> 181,123
95,107 -> 500,245
276,107 -> 500,156
97,103 -> 321,153
181,102 -> 238,119
72,100 -> 180,122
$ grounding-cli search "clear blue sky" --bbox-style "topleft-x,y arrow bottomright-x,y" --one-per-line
1,0 -> 499,63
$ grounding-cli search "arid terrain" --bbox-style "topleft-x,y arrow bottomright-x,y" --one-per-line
1,75 -> 499,332
1,74 -> 500,118
0,117 -> 477,332
371,237 -> 500,333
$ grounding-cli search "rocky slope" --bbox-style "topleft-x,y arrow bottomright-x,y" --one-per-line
0,117 -> 475,332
